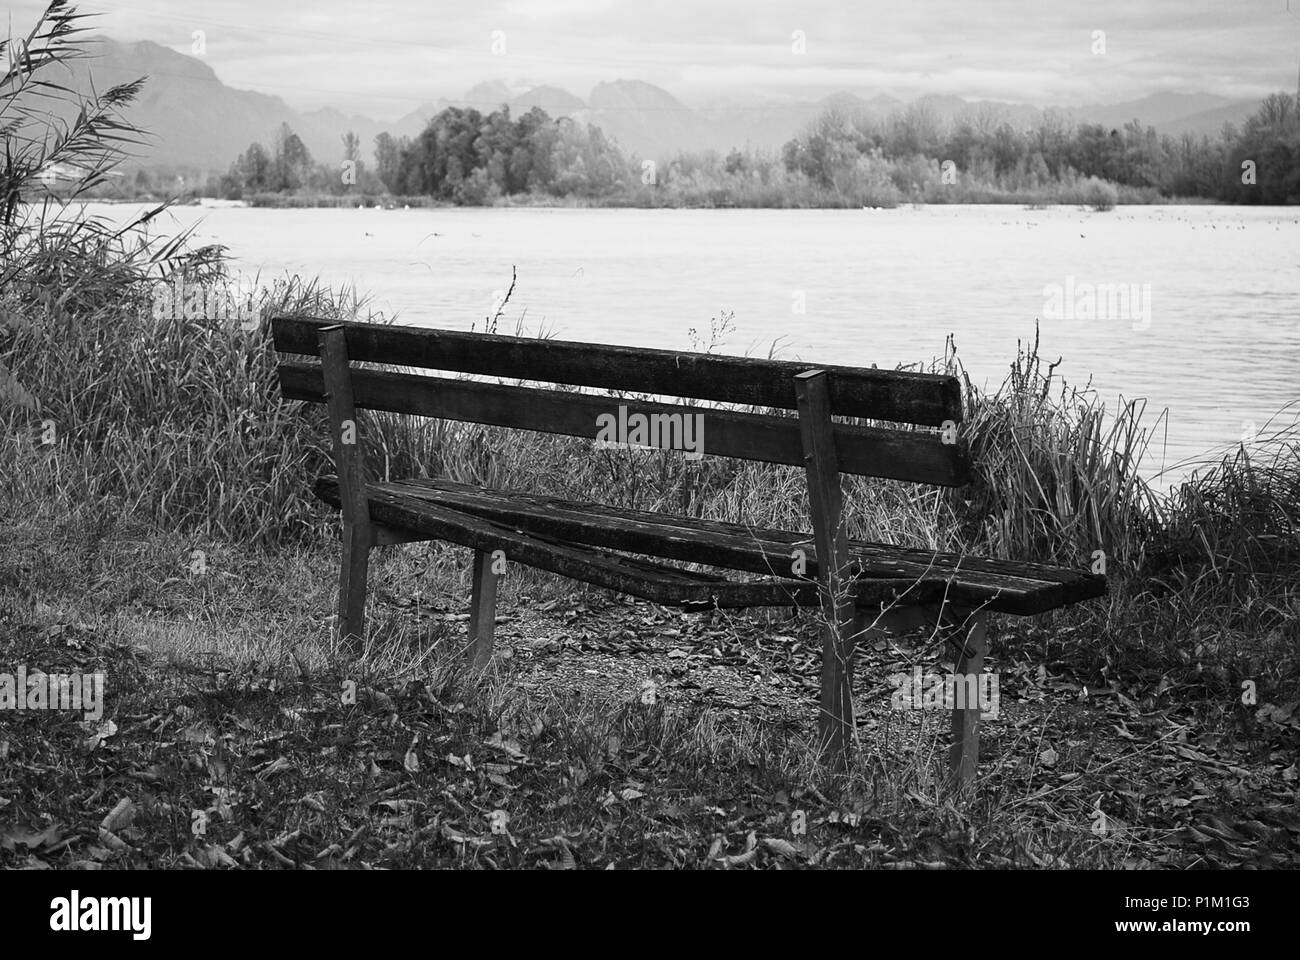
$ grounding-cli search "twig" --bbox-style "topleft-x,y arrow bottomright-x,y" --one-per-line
486,265 -> 516,334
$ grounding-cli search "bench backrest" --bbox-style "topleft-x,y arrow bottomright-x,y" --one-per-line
271,317 -> 971,487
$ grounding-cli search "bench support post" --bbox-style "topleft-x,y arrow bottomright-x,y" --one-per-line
857,601 -> 990,795
795,370 -> 856,770
468,549 -> 499,668
946,607 -> 988,792
320,325 -> 371,656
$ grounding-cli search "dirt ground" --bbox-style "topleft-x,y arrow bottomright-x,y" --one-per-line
2,522 -> 1298,868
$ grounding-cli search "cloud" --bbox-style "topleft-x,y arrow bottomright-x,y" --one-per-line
10,0 -> 1298,116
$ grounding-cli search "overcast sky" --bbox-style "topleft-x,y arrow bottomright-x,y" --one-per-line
11,0 -> 1300,119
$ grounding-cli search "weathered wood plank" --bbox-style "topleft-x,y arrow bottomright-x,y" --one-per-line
796,370 -> 857,768
279,362 -> 972,486
319,326 -> 371,655
468,550 -> 498,668
364,477 -> 1095,587
946,608 -> 988,792
371,523 -> 432,546
272,316 -> 963,426
351,491 -> 930,610
313,477 -> 1106,614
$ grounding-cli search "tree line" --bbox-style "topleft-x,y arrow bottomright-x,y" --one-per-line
196,92 -> 1300,207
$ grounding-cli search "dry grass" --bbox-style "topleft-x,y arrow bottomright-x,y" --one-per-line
7,496 -> 1298,869
4,262 -> 1298,696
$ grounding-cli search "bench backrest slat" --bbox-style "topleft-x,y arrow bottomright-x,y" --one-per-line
278,361 -> 972,486
272,317 -> 962,427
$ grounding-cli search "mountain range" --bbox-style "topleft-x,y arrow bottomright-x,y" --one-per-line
50,37 -> 1267,177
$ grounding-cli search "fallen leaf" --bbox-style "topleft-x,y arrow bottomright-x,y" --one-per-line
441,824 -> 491,849
827,809 -> 860,827
256,757 -> 294,780
97,827 -> 129,852
1113,722 -> 1138,740
485,732 -> 526,760
179,722 -> 216,745
100,798 -> 135,833
83,719 -> 118,751
2,823 -> 65,852
762,838 -> 799,860
718,849 -> 758,867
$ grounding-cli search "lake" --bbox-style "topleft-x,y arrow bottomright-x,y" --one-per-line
86,202 -> 1300,490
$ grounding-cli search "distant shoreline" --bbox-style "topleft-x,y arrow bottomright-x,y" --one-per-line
53,192 -> 1223,210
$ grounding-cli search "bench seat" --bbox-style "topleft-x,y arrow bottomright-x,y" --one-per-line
314,476 -> 1105,616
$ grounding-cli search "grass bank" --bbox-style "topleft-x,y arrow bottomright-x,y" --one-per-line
4,272 -> 1296,694
110,177 -> 1153,211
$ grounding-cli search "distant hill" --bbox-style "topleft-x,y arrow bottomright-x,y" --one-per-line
48,36 -> 1267,176
1069,92 -> 1261,135
694,92 -> 902,155
511,85 -> 585,118
1154,101 -> 1262,137
46,37 -> 386,176
389,84 -> 586,141
584,79 -> 704,157
460,80 -> 515,110
1073,92 -> 1232,129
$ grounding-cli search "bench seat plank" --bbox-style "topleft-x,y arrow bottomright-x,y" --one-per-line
344,490 -> 940,611
314,477 -> 1105,615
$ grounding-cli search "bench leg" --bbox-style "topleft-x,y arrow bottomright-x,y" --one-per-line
947,609 -> 988,793
818,605 -> 861,766
468,549 -> 498,668
319,324 -> 372,657
337,522 -> 371,654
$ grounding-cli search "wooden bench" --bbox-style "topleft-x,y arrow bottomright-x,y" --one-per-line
272,316 -> 1106,785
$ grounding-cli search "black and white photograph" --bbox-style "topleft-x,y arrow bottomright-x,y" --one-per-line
0,0 -> 1294,934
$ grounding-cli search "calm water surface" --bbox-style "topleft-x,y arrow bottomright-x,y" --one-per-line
88,202 -> 1300,490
